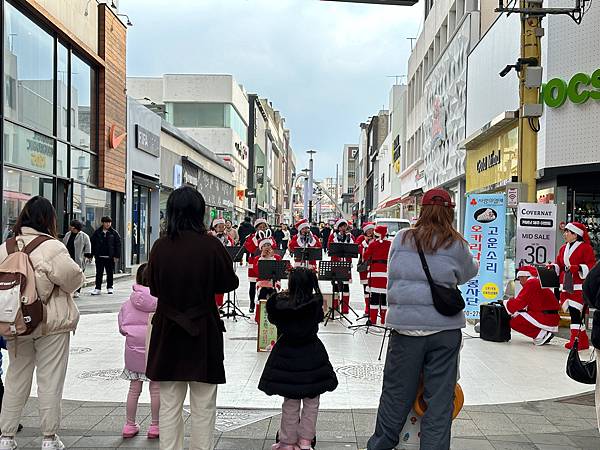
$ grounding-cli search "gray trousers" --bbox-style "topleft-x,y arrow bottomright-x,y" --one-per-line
367,329 -> 462,450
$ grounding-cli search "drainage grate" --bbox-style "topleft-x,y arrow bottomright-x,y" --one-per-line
336,363 -> 385,381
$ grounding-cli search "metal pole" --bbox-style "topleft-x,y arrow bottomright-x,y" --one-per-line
307,150 -> 316,222
303,177 -> 309,219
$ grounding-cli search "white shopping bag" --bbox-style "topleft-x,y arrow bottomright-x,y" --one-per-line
397,409 -> 421,448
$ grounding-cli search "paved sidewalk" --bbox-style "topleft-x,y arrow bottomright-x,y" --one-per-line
9,392 -> 600,449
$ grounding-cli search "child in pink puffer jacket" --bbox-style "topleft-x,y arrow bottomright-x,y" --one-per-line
118,264 -> 159,439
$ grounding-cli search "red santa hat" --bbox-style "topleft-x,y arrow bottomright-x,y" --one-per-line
295,218 -> 310,232
257,229 -> 273,249
565,222 -> 591,243
374,225 -> 388,239
254,218 -> 268,227
362,222 -> 375,232
334,218 -> 348,230
516,265 -> 538,279
212,218 -> 225,227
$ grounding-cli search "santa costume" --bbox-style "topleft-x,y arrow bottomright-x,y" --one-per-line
252,235 -> 283,323
244,219 -> 277,313
327,218 -> 355,314
212,218 -> 235,308
503,266 -> 559,346
288,218 -> 322,272
363,225 -> 391,325
356,222 -> 375,315
551,222 -> 596,350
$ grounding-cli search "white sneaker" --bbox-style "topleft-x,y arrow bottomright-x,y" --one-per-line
90,289 -> 101,296
0,436 -> 16,450
107,288 -> 114,294
41,435 -> 64,449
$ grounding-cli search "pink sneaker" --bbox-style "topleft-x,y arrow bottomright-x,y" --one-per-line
122,423 -> 139,438
147,424 -> 159,439
298,438 -> 313,450
271,444 -> 298,450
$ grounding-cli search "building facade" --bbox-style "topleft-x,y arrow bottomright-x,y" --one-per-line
341,144 -> 358,217
1,0 -> 128,256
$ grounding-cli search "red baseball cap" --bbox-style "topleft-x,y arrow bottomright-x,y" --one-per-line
421,189 -> 455,208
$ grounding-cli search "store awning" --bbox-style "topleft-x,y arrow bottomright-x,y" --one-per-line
377,196 -> 403,210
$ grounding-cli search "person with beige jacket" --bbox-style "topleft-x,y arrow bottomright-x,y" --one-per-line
0,197 -> 85,450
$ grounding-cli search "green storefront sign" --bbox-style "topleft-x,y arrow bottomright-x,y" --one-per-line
542,68 -> 600,108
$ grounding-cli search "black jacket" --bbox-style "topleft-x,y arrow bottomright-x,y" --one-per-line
238,221 -> 255,246
310,226 -> 322,239
351,227 -> 363,239
91,227 -> 122,259
258,292 -> 338,399
273,229 -> 284,244
321,227 -> 331,246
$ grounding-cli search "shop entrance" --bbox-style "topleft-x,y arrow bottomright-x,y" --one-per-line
131,183 -> 152,265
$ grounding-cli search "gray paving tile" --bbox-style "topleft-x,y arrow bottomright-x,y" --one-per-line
216,437 -> 265,450
526,432 -> 577,446
569,434 -> 600,448
71,435 -> 124,448
516,422 -> 561,434
508,413 -> 553,425
485,434 -> 531,443
490,441 -> 537,450
450,437 -> 496,449
451,419 -> 485,438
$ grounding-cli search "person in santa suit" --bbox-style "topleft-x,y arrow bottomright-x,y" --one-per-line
288,218 -> 322,272
363,225 -> 391,325
503,265 -> 559,346
253,235 -> 283,323
356,222 -> 376,316
327,218 -> 355,314
244,218 -> 276,313
211,218 -> 235,308
550,222 -> 596,350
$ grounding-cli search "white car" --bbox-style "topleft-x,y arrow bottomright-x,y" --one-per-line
374,218 -> 411,239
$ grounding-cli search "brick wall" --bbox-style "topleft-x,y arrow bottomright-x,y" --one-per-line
97,4 -> 127,193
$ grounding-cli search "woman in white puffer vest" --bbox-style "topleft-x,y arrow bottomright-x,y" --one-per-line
0,196 -> 85,450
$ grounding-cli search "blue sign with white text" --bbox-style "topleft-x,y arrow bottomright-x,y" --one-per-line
461,193 -> 507,319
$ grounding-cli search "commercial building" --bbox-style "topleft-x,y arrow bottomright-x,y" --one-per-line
341,144 -> 358,217
1,0 -> 128,252
126,74 -> 248,222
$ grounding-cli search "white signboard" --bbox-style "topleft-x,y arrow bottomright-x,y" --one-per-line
507,187 -> 519,208
516,203 -> 557,268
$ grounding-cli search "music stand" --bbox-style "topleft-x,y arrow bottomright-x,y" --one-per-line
220,246 -> 248,320
258,260 -> 290,283
326,243 -> 360,320
293,247 -> 323,269
319,261 -> 353,326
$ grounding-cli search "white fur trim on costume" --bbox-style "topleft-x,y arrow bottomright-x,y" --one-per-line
335,218 -> 348,229
369,287 -> 388,294
516,271 -> 534,278
254,218 -> 268,227
570,323 -> 583,330
297,222 -> 310,232
369,272 -> 388,278
213,218 -> 225,226
565,299 -> 584,311
565,222 -> 584,237
516,312 -> 559,333
259,239 -> 273,249
560,284 -> 583,291
563,241 -> 582,268
579,264 -> 590,279
248,277 -> 257,282
551,263 -> 560,275
363,223 -> 375,231
360,280 -> 368,285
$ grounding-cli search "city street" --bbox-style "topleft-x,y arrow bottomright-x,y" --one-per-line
7,262 -> 600,449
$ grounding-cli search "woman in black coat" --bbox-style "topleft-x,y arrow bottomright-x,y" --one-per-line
259,268 -> 338,450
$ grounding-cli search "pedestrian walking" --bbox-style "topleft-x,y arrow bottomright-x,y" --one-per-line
145,187 -> 239,450
118,264 -> 159,440
225,219 -> 239,245
366,189 -> 478,450
274,225 -> 285,250
62,220 -> 92,298
321,223 -> 331,252
259,268 -> 338,450
281,224 -> 291,252
238,217 -> 255,247
90,217 -> 122,295
0,196 -> 85,450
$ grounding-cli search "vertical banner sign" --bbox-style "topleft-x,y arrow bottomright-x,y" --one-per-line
257,300 -> 278,352
461,194 -> 507,319
516,203 -> 557,267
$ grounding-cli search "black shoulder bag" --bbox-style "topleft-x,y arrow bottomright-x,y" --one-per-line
416,242 -> 465,316
566,328 -> 597,385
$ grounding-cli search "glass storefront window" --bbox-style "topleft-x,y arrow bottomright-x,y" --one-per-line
167,102 -> 225,128
72,183 -> 111,237
56,141 -> 67,178
71,54 -> 94,151
225,104 -> 247,141
70,148 -> 98,185
159,189 -> 170,236
2,167 -> 53,241
3,3 -> 54,135
3,121 -> 54,174
57,43 -> 68,140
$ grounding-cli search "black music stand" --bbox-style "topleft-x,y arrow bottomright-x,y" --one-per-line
293,247 -> 323,268
258,260 -> 290,285
319,261 -> 353,326
327,243 -> 360,320
220,246 -> 248,320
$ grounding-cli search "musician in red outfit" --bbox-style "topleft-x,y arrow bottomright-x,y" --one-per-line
211,218 -> 234,307
550,222 -> 596,350
503,265 -> 559,346
356,222 -> 375,316
327,218 -> 355,314
244,218 -> 276,313
252,236 -> 282,323
288,218 -> 322,272
363,225 -> 391,325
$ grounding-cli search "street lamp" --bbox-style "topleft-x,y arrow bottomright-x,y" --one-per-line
307,150 -> 316,223
301,168 -> 310,220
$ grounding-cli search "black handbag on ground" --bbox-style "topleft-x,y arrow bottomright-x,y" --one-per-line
566,336 -> 597,385
480,302 -> 511,342
416,243 -> 465,316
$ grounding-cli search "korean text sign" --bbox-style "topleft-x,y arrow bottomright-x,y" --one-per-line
461,194 -> 507,319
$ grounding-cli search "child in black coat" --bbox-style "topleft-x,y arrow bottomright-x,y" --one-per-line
258,268 -> 338,450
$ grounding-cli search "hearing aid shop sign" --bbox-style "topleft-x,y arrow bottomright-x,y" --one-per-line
515,203 -> 557,267
461,194 -> 507,319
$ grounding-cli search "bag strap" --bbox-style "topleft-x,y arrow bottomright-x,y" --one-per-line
22,236 -> 53,255
415,240 -> 436,289
6,237 -> 17,255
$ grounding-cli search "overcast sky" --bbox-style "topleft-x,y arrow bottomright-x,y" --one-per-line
123,0 -> 423,179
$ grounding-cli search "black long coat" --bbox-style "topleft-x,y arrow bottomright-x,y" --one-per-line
146,231 -> 239,383
258,293 -> 338,399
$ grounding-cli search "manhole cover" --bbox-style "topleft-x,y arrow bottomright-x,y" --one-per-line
70,347 -> 92,354
336,363 -> 384,381
78,369 -> 122,381
229,336 -> 258,341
